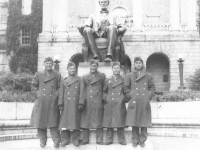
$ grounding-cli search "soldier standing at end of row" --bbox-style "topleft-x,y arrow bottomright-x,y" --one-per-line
30,57 -> 61,148
124,57 -> 155,148
58,62 -> 81,147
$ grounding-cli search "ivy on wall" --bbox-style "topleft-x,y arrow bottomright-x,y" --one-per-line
6,0 -> 42,74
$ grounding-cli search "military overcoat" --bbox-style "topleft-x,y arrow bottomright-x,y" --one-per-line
124,68 -> 155,127
79,71 -> 106,129
30,70 -> 61,128
103,75 -> 127,128
58,75 -> 81,130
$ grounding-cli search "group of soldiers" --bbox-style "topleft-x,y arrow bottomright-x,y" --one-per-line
30,56 -> 155,148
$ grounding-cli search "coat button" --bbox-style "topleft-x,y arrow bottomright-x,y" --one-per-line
112,98 -> 114,100
112,93 -> 114,95
68,98 -> 70,99
136,88 -> 138,90
135,83 -> 137,84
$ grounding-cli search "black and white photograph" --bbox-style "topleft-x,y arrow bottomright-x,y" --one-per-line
0,0 -> 200,149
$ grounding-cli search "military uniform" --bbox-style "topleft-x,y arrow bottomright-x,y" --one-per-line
30,69 -> 61,146
103,75 -> 127,144
79,71 -> 106,144
124,67 -> 155,145
58,75 -> 81,146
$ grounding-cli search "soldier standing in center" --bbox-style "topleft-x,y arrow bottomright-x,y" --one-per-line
78,59 -> 106,145
58,62 -> 81,147
103,61 -> 127,145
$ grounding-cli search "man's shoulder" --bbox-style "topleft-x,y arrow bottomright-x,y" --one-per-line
97,71 -> 106,78
35,70 -> 45,75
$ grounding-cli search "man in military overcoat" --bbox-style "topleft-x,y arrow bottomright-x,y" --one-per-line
58,62 -> 81,147
103,61 -> 127,145
78,59 -> 106,145
124,57 -> 155,148
30,57 -> 61,148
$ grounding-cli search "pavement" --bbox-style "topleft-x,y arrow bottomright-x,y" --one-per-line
0,136 -> 199,150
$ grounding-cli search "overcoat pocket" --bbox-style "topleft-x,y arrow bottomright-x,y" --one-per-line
128,101 -> 136,109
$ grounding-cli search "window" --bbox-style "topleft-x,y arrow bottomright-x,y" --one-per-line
20,28 -> 30,45
0,7 -> 7,23
22,0 -> 32,15
0,35 -> 6,43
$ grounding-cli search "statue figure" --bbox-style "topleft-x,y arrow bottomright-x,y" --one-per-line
78,0 -> 126,63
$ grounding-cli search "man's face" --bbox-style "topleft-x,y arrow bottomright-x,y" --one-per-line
44,61 -> 53,71
90,64 -> 98,74
134,61 -> 143,70
99,0 -> 109,9
68,66 -> 76,76
112,65 -> 120,75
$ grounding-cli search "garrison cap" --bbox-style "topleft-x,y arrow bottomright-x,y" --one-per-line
112,61 -> 121,67
134,57 -> 143,63
89,59 -> 98,66
44,57 -> 53,63
67,61 -> 76,68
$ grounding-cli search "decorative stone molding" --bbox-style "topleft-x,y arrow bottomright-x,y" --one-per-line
144,23 -> 170,33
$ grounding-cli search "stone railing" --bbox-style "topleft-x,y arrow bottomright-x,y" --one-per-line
67,24 -> 80,35
143,23 -> 170,34
66,23 -> 188,35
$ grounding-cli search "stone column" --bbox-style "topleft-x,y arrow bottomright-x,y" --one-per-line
56,0 -> 68,33
42,0 -> 52,33
132,0 -> 143,33
186,0 -> 197,33
170,0 -> 180,33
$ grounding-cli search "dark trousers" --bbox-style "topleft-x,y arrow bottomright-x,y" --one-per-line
106,128 -> 125,143
83,26 -> 117,59
61,130 -> 80,144
132,127 -> 147,144
37,127 -> 61,145
82,128 -> 103,143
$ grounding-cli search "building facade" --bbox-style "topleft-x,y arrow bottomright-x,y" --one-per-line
36,0 -> 200,91
0,0 -> 8,72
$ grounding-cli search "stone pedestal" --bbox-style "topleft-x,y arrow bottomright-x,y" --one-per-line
78,62 -> 113,77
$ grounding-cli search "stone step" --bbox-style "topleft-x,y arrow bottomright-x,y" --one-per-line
0,119 -> 200,141
0,140 -> 153,150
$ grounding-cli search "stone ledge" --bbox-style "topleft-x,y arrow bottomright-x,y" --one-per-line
1,119 -> 200,128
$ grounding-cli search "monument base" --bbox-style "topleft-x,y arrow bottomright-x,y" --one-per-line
78,62 -> 113,77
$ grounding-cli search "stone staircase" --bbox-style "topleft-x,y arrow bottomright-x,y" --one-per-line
0,119 -> 199,142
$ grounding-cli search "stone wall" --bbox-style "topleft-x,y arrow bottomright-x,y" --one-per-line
38,34 -> 200,91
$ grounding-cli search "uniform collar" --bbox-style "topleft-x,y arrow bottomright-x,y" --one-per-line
100,10 -> 109,13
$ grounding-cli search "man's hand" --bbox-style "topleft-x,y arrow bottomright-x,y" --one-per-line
118,27 -> 126,34
59,105 -> 64,112
78,104 -> 84,111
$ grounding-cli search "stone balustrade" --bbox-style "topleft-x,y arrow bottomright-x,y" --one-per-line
143,23 -> 170,34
